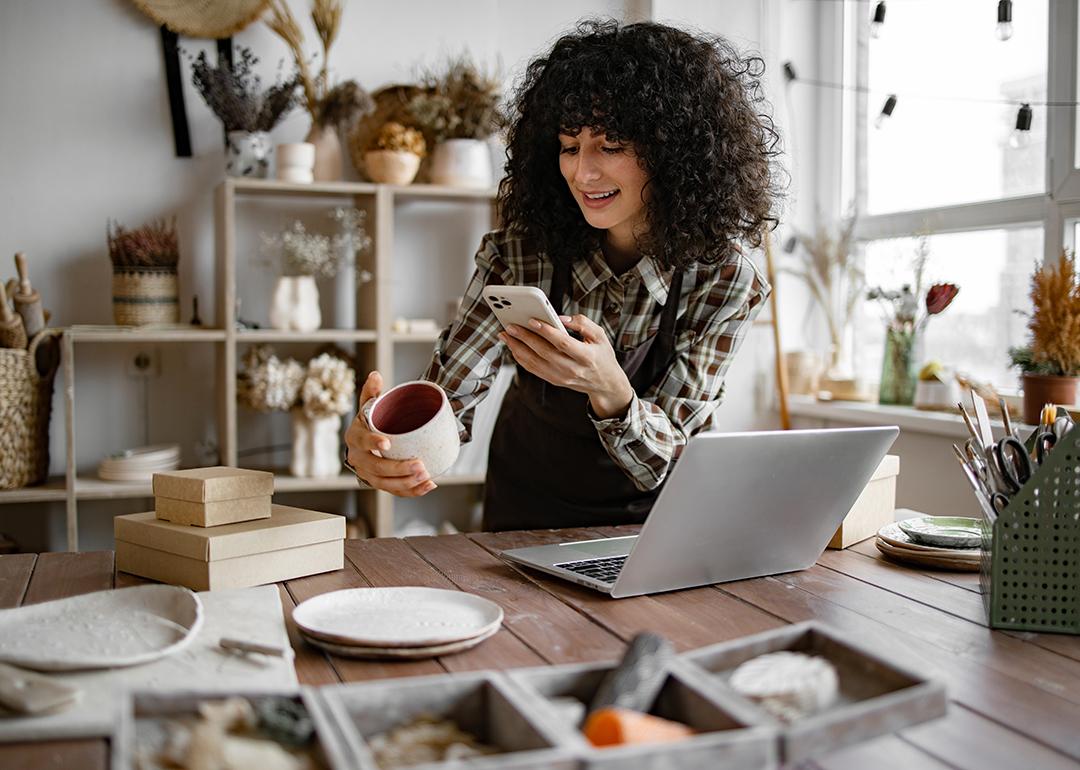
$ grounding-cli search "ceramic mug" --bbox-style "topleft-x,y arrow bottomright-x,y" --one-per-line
361,380 -> 460,478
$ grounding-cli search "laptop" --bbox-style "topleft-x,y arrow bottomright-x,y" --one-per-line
501,426 -> 899,598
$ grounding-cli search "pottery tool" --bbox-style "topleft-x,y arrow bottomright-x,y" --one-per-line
218,637 -> 290,658
999,398 -> 1018,440
0,662 -> 80,715
0,283 -> 27,350
588,633 -> 674,715
971,391 -> 995,449
12,252 -> 44,338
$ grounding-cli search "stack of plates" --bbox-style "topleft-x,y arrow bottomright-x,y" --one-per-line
97,444 -> 180,482
292,587 -> 503,660
875,517 -> 982,572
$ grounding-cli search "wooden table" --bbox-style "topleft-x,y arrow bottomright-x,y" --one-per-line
3,526 -> 1080,769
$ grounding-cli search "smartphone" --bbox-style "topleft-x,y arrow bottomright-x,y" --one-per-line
482,285 -> 567,333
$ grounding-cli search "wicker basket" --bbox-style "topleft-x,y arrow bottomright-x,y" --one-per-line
0,330 -> 61,489
112,268 -> 179,325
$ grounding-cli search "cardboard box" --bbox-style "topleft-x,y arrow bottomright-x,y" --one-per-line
151,466 -> 274,503
155,495 -> 271,527
115,504 -> 345,591
828,454 -> 899,549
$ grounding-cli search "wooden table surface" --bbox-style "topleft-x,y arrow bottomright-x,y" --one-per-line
2,526 -> 1080,769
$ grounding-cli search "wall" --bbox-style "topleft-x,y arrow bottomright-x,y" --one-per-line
0,0 -> 823,551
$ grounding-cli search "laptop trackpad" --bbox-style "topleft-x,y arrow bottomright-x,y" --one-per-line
559,536 -> 636,558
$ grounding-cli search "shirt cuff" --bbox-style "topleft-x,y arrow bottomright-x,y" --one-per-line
342,451 -> 372,489
588,393 -> 645,446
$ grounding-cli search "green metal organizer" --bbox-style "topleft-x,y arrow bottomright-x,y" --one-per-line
979,425 -> 1080,635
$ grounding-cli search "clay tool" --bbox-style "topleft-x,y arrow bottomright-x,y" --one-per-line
0,283 -> 27,350
999,398 -> 1018,441
588,632 -> 674,715
13,252 -> 44,338
218,637 -> 290,658
0,662 -> 80,715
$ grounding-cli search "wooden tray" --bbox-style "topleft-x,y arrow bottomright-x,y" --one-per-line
680,622 -> 947,763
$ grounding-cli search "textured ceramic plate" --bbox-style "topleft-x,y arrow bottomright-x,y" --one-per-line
878,522 -> 981,554
875,538 -> 980,572
300,622 -> 500,659
292,587 -> 504,648
0,585 -> 203,671
897,516 -> 983,548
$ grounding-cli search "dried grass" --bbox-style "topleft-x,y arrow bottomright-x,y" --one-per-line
107,218 -> 179,269
1029,250 -> 1080,376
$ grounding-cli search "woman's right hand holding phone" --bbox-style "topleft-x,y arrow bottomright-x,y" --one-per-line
344,371 -> 437,497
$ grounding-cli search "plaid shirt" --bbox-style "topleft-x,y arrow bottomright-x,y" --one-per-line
422,229 -> 770,491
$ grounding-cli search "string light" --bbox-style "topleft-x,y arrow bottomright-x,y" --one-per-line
1009,103 -> 1033,149
996,0 -> 1014,41
874,94 -> 897,129
870,2 -> 886,38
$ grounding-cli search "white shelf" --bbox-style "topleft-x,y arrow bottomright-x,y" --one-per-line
0,478 -> 68,504
228,178 -> 497,201
786,394 -> 1008,439
392,330 -> 442,344
236,329 -> 377,343
68,325 -> 226,343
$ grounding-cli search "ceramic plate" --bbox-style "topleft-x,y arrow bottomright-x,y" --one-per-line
292,587 -> 504,648
300,623 -> 500,660
0,585 -> 203,671
896,516 -> 983,548
875,538 -> 980,572
878,522 -> 980,554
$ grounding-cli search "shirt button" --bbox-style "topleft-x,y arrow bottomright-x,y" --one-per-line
606,303 -> 619,313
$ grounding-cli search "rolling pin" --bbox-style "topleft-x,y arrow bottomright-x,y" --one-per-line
0,283 -> 27,349
13,252 -> 44,337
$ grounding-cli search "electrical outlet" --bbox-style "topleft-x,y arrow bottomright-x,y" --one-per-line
126,349 -> 160,378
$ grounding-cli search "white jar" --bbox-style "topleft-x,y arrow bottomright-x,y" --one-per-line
276,142 -> 316,184
429,139 -> 492,188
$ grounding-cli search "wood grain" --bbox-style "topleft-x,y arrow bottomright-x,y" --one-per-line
0,553 -> 35,608
22,551 -> 113,604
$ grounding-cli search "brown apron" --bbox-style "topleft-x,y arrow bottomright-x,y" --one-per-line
483,260 -> 685,531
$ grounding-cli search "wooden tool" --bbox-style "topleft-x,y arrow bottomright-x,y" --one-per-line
0,283 -> 27,349
13,252 -> 44,338
0,662 -> 80,715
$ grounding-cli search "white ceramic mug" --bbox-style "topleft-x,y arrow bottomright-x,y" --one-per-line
361,380 -> 461,478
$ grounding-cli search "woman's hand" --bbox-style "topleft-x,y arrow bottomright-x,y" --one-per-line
344,371 -> 437,497
498,315 -> 634,419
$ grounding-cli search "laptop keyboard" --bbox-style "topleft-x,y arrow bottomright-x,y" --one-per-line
554,556 -> 627,584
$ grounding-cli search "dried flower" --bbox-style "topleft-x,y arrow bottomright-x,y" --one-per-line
315,80 -> 375,131
407,54 -> 507,142
367,121 -> 427,157
866,236 -> 957,332
188,47 -> 298,133
301,353 -> 355,418
1011,250 -> 1080,376
925,283 -> 959,316
108,218 -> 179,269
259,208 -> 372,283
237,345 -> 305,411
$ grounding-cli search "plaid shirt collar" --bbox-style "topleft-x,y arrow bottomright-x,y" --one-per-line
570,246 -> 674,306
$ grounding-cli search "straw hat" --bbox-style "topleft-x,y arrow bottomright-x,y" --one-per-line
129,0 -> 270,38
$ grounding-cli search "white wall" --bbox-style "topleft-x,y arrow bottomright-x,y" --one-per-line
0,0 -> 822,551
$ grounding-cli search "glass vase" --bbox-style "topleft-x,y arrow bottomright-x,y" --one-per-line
879,325 -> 918,405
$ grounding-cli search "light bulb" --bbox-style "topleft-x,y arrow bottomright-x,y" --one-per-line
1008,129 -> 1030,149
996,21 -> 1014,41
997,0 -> 1013,41
871,2 -> 886,38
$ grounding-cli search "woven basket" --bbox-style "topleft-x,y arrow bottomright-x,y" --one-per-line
112,268 -> 179,326
0,330 -> 61,489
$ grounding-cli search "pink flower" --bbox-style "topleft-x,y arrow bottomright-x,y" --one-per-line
925,283 -> 959,315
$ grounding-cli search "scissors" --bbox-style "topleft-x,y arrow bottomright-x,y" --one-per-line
952,443 -> 1011,516
993,435 -> 1034,494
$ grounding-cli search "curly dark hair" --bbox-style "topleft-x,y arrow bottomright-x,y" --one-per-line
498,19 -> 783,270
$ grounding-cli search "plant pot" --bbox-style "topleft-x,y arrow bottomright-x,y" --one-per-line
1021,373 -> 1078,425
225,131 -> 271,178
269,276 -> 321,332
290,411 -> 343,478
429,138 -> 492,188
112,268 -> 179,326
276,142 -> 315,184
363,150 -> 421,185
305,124 -> 343,182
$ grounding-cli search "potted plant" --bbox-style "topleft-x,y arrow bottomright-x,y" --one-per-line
266,0 -> 375,181
1009,250 -> 1080,424
189,47 -> 298,177
407,54 -> 506,187
107,218 -> 181,326
360,122 -> 426,185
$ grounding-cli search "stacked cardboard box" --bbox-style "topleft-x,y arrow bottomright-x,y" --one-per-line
114,466 -> 345,591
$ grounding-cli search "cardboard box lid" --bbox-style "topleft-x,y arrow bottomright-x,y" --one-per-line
114,504 -> 344,562
871,454 -> 900,481
152,466 -> 274,503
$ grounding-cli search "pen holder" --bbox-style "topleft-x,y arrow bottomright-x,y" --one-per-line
979,426 -> 1080,635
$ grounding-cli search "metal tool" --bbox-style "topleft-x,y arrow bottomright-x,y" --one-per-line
999,398 -> 1019,440
972,392 -> 995,448
952,443 -> 1009,517
993,435 -> 1034,493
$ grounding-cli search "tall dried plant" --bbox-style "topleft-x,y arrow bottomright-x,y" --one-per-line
407,54 -> 507,142
189,47 -> 298,133
1026,250 -> 1080,376
108,218 -> 179,270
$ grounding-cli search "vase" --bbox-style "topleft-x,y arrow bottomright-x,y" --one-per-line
290,410 -> 343,478
225,131 -> 271,178
269,276 -> 321,332
878,326 -> 919,405
1021,373 -> 1078,425
429,139 -> 492,188
363,150 -> 421,185
305,124 -> 344,182
276,142 -> 315,184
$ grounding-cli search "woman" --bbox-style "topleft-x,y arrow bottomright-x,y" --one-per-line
345,19 -> 781,531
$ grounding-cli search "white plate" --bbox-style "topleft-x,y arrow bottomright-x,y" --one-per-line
300,623 -> 499,659
0,585 -> 203,671
877,522 -> 980,555
292,587 -> 504,648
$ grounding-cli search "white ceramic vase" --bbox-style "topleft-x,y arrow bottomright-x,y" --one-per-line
276,142 -> 315,183
290,411 -> 343,478
225,131 -> 271,178
429,139 -> 492,188
269,276 -> 321,332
